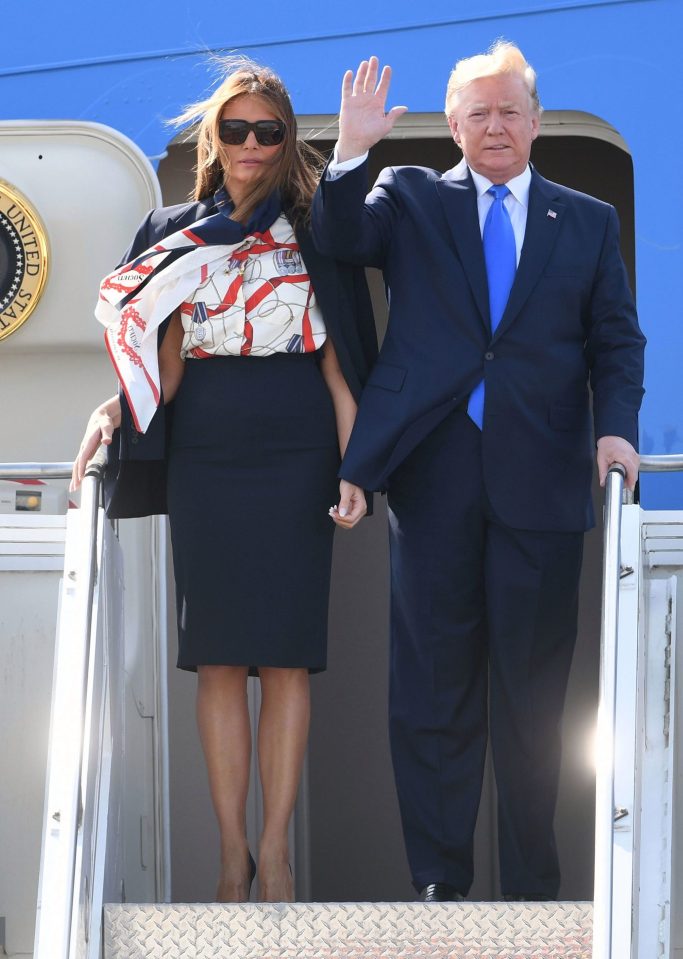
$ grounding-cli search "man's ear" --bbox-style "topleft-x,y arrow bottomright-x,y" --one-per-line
447,115 -> 460,145
530,113 -> 541,142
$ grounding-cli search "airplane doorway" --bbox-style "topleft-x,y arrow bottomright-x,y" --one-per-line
155,111 -> 636,903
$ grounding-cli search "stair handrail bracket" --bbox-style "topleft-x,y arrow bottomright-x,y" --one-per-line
33,451 -> 106,959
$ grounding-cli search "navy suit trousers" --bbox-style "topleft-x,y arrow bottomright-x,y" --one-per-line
386,409 -> 584,897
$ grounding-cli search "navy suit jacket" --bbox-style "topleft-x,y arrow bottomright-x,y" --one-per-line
312,158 -> 645,532
105,197 -> 377,518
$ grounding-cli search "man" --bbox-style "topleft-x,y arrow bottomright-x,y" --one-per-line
312,43 -> 645,901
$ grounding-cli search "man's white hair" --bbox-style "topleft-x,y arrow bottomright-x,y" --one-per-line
445,40 -> 542,116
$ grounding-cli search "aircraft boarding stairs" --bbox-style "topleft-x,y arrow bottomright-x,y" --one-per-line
2,453 -> 682,959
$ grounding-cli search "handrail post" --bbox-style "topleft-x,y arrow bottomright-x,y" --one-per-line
593,463 -> 626,959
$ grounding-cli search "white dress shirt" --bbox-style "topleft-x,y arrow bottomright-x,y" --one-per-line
179,214 -> 326,359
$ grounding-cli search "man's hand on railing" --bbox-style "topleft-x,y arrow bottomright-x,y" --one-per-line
597,435 -> 639,491
69,394 -> 121,492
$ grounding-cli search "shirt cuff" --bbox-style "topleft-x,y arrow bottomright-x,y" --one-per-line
326,147 -> 369,180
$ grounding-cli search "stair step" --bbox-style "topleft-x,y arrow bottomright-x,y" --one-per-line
105,900 -> 592,958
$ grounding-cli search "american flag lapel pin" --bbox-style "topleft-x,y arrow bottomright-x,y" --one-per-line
547,209 -> 557,219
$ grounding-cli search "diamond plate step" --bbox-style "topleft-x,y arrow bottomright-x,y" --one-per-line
105,900 -> 592,958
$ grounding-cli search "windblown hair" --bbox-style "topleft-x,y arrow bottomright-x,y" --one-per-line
444,40 -> 542,116
174,56 -> 324,227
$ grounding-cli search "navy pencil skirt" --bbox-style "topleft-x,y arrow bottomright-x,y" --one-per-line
167,352 -> 340,673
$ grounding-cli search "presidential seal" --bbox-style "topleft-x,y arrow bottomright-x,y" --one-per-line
0,179 -> 49,340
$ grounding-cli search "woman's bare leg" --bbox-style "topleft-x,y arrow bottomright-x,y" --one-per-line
196,664 -> 252,902
257,666 -> 310,902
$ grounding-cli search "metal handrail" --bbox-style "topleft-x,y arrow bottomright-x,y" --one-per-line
639,454 -> 683,472
593,452 -> 683,958
32,447 -> 108,959
593,463 -> 626,959
0,463 -> 73,480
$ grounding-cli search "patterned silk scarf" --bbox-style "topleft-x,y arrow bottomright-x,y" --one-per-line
96,189 -> 282,433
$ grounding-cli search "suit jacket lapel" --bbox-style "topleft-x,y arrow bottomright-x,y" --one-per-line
492,169 -> 565,342
435,160 -> 490,330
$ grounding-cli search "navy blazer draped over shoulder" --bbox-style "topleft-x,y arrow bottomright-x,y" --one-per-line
312,158 -> 645,532
104,197 -> 378,519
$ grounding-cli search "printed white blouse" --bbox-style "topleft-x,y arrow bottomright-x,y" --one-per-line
179,214 -> 326,359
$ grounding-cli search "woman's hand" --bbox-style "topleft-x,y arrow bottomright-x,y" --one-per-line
70,395 -> 121,492
328,480 -> 367,529
336,56 -> 408,162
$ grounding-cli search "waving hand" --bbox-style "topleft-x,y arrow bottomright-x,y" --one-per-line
337,56 -> 408,162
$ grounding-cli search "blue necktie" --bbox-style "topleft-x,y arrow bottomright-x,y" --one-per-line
467,184 -> 517,429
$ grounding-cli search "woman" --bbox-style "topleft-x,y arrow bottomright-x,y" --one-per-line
71,58 -> 377,904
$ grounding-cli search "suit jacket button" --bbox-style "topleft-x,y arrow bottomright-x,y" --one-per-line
484,351 -> 494,360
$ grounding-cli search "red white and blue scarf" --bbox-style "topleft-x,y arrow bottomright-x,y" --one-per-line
96,189 -> 282,433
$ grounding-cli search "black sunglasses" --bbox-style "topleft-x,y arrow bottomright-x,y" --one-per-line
218,119 -> 286,146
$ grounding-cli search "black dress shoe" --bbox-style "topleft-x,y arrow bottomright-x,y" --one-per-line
421,882 -> 464,902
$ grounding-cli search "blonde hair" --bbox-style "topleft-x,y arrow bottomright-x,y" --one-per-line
445,40 -> 542,116
174,56 -> 324,227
